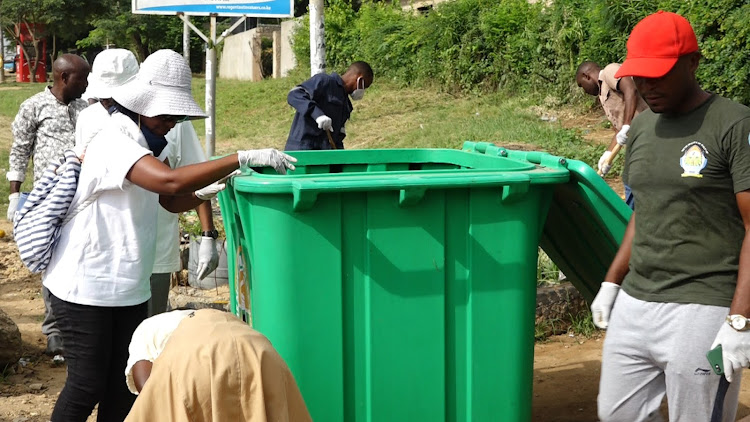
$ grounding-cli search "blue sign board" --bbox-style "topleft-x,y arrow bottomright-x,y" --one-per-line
133,0 -> 293,17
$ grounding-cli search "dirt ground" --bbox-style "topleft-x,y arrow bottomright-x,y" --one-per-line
1,216 -> 750,422
0,110 -> 746,422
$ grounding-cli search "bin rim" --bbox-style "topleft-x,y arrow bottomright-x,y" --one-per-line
228,147 -> 571,194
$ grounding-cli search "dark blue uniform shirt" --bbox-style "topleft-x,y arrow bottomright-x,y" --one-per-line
284,72 -> 352,151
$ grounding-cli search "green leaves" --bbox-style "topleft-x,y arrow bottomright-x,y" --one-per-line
290,0 -> 750,104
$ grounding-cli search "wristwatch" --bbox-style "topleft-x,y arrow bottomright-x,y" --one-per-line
202,229 -> 219,239
727,314 -> 750,331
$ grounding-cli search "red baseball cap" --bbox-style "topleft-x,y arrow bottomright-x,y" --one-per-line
615,11 -> 699,79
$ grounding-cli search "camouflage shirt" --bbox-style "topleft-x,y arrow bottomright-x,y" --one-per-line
7,87 -> 88,184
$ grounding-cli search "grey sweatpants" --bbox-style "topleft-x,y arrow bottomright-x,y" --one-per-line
599,290 -> 741,422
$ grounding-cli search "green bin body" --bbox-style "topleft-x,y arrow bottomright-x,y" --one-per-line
218,148 -> 570,422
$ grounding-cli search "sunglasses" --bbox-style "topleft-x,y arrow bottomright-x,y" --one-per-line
159,115 -> 190,123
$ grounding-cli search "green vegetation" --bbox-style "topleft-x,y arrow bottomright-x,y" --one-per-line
0,75 -> 601,210
536,311 -> 597,341
0,84 -> 43,118
190,74 -> 598,163
0,83 -> 43,207
0,363 -> 13,383
293,0 -> 750,104
535,317 -> 561,341
537,250 -> 561,287
568,311 -> 597,338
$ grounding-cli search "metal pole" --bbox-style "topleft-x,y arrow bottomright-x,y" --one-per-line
0,19 -> 5,84
183,16 -> 190,65
309,0 -> 325,76
272,29 -> 281,79
205,15 -> 217,158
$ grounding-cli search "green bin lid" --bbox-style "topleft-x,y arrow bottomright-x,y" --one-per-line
230,148 -> 570,211
463,142 -> 632,304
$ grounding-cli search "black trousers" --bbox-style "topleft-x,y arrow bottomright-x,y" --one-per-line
49,293 -> 148,422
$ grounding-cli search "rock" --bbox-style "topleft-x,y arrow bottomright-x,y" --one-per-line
12,417 -> 29,422
0,307 -> 22,368
168,285 -> 230,313
535,283 -> 588,338
26,383 -> 44,392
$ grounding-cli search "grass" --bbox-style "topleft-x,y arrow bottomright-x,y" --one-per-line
0,74 -> 599,209
187,71 -> 598,161
535,317 -> 562,341
0,83 -> 51,208
0,362 -> 15,383
537,249 -> 561,287
0,83 -> 44,118
535,310 -> 598,341
567,311 -> 597,338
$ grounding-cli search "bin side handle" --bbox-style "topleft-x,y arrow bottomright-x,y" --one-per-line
291,174 -> 532,211
502,183 -> 530,204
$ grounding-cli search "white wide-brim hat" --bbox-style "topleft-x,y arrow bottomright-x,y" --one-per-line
82,49 -> 139,101
112,49 -> 206,119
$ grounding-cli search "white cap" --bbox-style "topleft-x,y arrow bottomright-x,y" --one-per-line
112,49 -> 206,119
82,49 -> 139,101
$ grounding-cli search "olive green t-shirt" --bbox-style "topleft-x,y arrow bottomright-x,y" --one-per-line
622,95 -> 750,307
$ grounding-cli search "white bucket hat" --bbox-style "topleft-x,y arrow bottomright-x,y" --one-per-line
82,49 -> 139,101
112,49 -> 206,119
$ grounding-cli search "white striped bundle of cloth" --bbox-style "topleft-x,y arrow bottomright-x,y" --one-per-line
13,150 -> 81,273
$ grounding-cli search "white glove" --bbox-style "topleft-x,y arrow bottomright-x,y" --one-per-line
7,193 -> 20,221
711,323 -> 750,382
194,170 -> 240,200
238,149 -> 297,175
315,115 -> 333,132
195,181 -> 227,201
591,282 -> 620,329
616,124 -> 630,146
598,151 -> 613,176
196,237 -> 220,281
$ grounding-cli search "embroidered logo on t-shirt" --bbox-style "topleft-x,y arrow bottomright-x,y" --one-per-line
680,141 -> 708,178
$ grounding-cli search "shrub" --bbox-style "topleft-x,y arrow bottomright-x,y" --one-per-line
291,0 -> 750,104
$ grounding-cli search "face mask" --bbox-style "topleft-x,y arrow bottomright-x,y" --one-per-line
351,77 -> 365,101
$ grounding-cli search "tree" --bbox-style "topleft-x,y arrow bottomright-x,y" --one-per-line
77,1 -> 209,65
0,0 -> 51,82
77,1 -> 214,72
44,0 -> 109,59
0,0 -> 109,81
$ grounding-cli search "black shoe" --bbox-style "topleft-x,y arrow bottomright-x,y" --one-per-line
45,335 -> 64,356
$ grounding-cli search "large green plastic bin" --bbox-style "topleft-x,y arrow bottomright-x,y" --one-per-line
462,141 -> 633,304
218,148 -> 570,422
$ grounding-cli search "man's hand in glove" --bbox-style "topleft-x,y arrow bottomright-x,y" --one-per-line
598,151 -> 613,176
591,282 -> 621,329
616,124 -> 630,146
7,193 -> 19,221
712,322 -> 750,382
315,115 -> 333,131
